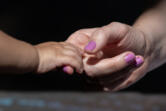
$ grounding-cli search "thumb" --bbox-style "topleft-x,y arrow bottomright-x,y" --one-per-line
84,22 -> 131,53
66,32 -> 90,50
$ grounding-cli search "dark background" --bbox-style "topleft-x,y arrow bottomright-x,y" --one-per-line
0,0 -> 165,93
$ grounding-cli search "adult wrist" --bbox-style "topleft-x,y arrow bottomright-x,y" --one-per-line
133,24 -> 155,72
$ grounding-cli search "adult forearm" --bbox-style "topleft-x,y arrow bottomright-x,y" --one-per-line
133,0 -> 166,72
0,31 -> 39,73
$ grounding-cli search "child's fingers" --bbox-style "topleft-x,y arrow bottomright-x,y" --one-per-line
62,43 -> 84,74
63,65 -> 83,74
64,44 -> 83,55
63,49 -> 83,61
62,50 -> 82,63
62,54 -> 83,73
58,42 -> 84,74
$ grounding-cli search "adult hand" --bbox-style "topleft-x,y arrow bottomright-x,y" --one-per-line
66,22 -> 151,91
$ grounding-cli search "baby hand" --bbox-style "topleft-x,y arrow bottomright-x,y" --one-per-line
34,42 -> 83,74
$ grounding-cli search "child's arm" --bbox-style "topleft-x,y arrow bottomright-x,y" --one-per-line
0,31 -> 39,73
0,31 -> 83,74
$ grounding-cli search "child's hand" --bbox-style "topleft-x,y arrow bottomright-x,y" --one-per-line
34,42 -> 83,74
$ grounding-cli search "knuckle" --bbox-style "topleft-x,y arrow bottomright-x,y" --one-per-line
110,21 -> 121,26
111,62 -> 119,72
54,44 -> 63,50
63,56 -> 80,68
70,46 -> 80,53
110,22 -> 130,37
85,68 -> 94,77
63,50 -> 82,62
74,29 -> 85,35
62,56 -> 70,62
85,68 -> 97,78
69,57 -> 79,64
68,55 -> 76,62
96,28 -> 106,37
69,52 -> 79,59
119,25 -> 129,35
93,28 -> 107,40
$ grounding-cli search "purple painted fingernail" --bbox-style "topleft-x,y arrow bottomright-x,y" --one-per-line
84,41 -> 96,51
125,53 -> 135,64
63,66 -> 68,73
136,56 -> 143,67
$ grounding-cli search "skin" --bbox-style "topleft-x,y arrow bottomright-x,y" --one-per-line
35,42 -> 83,74
0,0 -> 166,92
66,0 -> 166,91
0,31 -> 83,74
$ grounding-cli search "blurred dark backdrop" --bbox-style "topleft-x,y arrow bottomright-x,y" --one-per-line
0,0 -> 165,93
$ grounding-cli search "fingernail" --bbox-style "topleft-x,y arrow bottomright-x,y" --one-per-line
63,66 -> 68,73
135,56 -> 143,67
125,53 -> 135,64
84,41 -> 96,51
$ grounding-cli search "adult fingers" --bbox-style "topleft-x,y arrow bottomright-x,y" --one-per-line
84,22 -> 131,53
66,28 -> 98,49
64,28 -> 98,74
101,55 -> 144,92
109,55 -> 145,91
98,64 -> 135,85
85,51 -> 136,77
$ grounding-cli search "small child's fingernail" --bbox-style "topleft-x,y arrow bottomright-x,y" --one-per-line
135,56 -> 143,67
125,53 -> 135,64
63,66 -> 68,73
84,41 -> 96,51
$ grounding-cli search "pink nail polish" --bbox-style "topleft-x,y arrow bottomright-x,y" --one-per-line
136,56 -> 143,67
63,66 -> 68,73
125,53 -> 135,64
84,41 -> 96,51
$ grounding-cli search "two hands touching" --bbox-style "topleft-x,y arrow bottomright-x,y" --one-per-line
35,22 -> 150,91
1,0 -> 166,92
